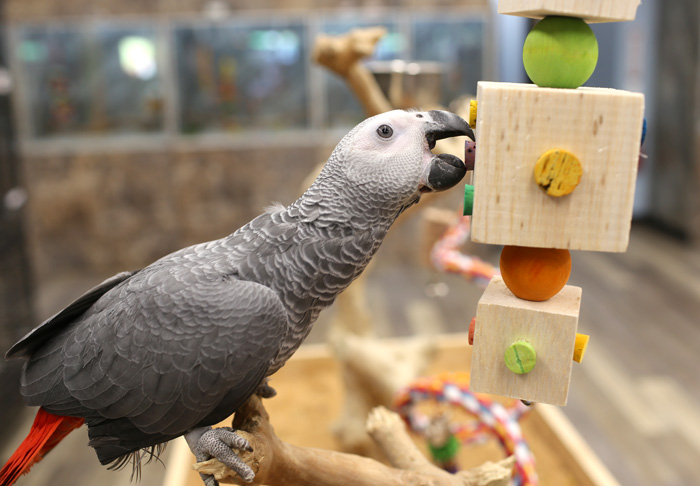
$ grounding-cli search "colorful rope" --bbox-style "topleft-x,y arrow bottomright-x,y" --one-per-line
430,215 -> 498,288
394,372 -> 538,486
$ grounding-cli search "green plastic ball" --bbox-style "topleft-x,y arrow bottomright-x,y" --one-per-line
523,16 -> 599,89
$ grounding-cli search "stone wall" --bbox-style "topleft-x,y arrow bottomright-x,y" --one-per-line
22,144 -> 332,280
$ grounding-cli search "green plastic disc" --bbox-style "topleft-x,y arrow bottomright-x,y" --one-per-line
504,340 -> 537,374
463,184 -> 474,216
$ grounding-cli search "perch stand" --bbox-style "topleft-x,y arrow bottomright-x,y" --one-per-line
193,394 -> 515,486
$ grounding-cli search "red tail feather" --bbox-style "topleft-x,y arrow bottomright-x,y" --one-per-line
0,408 -> 84,485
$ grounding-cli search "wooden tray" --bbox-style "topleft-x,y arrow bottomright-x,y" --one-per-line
162,334 -> 619,486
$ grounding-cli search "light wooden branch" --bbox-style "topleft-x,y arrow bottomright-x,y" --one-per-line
312,27 -> 392,116
193,395 -> 515,486
328,330 -> 436,456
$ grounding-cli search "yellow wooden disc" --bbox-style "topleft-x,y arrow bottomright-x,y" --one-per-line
534,148 -> 583,197
573,333 -> 590,363
469,99 -> 477,129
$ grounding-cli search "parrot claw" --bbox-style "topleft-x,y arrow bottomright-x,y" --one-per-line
194,427 -> 255,485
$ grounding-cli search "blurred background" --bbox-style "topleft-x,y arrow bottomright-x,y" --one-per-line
0,0 -> 698,485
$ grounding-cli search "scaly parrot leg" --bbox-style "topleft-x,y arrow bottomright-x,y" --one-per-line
186,426 -> 254,485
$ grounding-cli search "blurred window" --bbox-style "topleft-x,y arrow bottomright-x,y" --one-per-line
12,12 -> 487,143
412,18 -> 485,101
17,26 -> 164,138
99,28 -> 163,133
17,28 -> 89,137
175,22 -> 308,134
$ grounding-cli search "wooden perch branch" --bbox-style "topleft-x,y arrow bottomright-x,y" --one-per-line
312,27 -> 392,116
193,395 -> 515,486
328,328 -> 436,457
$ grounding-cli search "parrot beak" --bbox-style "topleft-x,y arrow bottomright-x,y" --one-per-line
420,110 -> 474,193
424,110 -> 475,148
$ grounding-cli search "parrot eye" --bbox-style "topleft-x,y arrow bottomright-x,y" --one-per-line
376,124 -> 393,139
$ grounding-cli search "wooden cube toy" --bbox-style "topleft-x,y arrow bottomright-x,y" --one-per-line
470,81 -> 644,252
470,276 -> 582,406
498,0 -> 641,23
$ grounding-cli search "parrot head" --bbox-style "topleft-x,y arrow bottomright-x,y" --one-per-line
325,109 -> 474,213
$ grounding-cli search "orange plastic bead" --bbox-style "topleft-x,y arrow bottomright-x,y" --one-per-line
499,246 -> 572,301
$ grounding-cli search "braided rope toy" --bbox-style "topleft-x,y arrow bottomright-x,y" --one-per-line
429,215 -> 497,288
394,372 -> 538,486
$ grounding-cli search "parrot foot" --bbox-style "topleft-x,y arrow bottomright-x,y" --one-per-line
256,378 -> 277,399
191,426 -> 254,485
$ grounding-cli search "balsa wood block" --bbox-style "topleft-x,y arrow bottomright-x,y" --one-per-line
498,0 -> 641,23
470,276 -> 581,406
471,82 -> 644,252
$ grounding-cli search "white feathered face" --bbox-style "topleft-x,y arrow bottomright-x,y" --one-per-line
339,109 -> 473,206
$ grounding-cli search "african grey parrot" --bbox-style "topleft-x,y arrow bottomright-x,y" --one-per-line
1,109 -> 472,486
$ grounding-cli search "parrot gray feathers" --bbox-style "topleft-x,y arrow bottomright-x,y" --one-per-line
5,109 -> 472,478
19,244 -> 288,464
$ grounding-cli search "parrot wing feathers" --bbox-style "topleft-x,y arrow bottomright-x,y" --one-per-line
7,271 -> 138,360
21,262 -> 288,460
